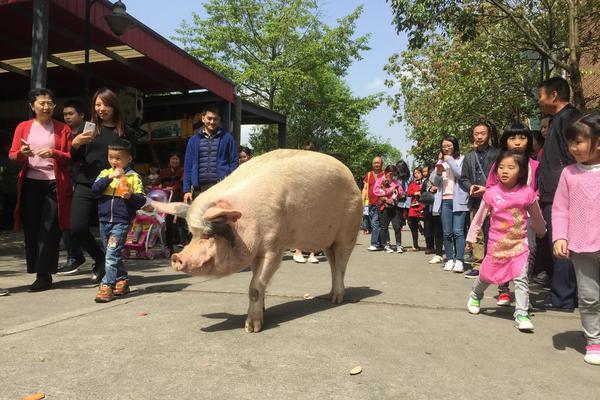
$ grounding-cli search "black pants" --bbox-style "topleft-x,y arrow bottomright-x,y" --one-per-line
424,208 -> 443,256
379,206 -> 403,246
165,214 -> 188,250
407,216 -> 421,248
70,183 -> 105,264
21,178 -> 60,274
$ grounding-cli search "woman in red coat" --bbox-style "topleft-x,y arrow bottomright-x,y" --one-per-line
406,167 -> 426,251
8,88 -> 72,292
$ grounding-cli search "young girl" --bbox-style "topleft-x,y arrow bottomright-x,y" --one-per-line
395,160 -> 411,253
466,150 -> 546,332
406,167 -> 425,251
552,114 -> 600,365
374,165 -> 404,253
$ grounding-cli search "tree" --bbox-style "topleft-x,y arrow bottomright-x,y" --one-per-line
387,0 -> 600,110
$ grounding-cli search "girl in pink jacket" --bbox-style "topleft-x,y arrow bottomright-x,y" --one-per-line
373,165 -> 404,253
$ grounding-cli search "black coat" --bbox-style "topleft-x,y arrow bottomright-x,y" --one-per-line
458,146 -> 500,209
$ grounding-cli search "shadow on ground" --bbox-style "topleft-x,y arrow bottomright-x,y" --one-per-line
553,330 -> 586,355
200,286 -> 382,333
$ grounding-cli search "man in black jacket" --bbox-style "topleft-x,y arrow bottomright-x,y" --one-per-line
538,77 -> 581,310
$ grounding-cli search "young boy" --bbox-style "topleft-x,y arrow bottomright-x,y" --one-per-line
91,138 -> 145,302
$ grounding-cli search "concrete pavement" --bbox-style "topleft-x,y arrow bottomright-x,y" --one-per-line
0,230 -> 598,399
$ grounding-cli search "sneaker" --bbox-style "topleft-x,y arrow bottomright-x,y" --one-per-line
91,263 -> 105,284
0,288 -> 9,296
452,260 -> 464,273
396,246 -> 404,254
464,269 -> 479,279
114,279 -> 130,296
367,245 -> 382,251
293,254 -> 307,263
307,254 -> 319,264
443,260 -> 454,271
57,258 -> 85,276
29,274 -> 52,292
428,255 -> 443,264
95,284 -> 115,303
514,315 -> 534,331
584,344 -> 600,365
497,292 -> 511,306
467,297 -> 481,314
384,245 -> 394,253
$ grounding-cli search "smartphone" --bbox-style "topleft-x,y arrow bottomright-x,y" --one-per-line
83,121 -> 96,136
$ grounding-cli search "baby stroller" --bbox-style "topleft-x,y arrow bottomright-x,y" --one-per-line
122,188 -> 172,260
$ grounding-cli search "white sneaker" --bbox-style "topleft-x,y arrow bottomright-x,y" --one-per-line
443,260 -> 455,271
307,254 -> 319,264
367,245 -> 381,251
514,315 -> 534,331
293,254 -> 307,263
584,345 -> 600,365
467,297 -> 481,314
452,260 -> 464,273
428,255 -> 443,264
396,246 -> 404,254
384,245 -> 394,253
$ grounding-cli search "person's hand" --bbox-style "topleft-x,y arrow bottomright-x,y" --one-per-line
414,191 -> 421,196
435,163 -> 445,173
465,241 -> 473,252
71,130 -> 94,149
183,192 -> 193,204
165,186 -> 173,191
470,185 -> 485,197
553,239 -> 569,259
35,148 -> 53,158
429,186 -> 438,193
122,191 -> 131,199
109,167 -> 125,179
437,152 -> 444,160
20,144 -> 33,157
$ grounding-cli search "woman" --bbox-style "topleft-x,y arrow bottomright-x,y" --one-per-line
422,165 -> 444,263
159,152 -> 186,251
394,160 -> 411,253
63,88 -> 133,282
239,146 -> 252,164
430,135 -> 468,273
9,88 -> 72,291
406,167 -> 425,251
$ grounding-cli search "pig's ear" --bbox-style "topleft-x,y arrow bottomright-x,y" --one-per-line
150,200 -> 189,219
203,200 -> 242,223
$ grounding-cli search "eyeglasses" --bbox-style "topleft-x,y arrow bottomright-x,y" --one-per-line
442,145 -> 454,149
36,101 -> 56,108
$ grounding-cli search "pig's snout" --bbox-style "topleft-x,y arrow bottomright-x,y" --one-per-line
171,253 -> 186,271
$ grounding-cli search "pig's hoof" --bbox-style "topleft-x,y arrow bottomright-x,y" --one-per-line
331,292 -> 344,304
244,318 -> 263,333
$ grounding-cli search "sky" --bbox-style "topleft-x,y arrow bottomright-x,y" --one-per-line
124,0 -> 412,160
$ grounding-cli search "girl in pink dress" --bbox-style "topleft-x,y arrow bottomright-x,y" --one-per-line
553,114 -> 600,365
466,151 -> 546,332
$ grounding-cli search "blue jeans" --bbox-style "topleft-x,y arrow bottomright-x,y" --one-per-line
368,205 -> 382,247
441,200 -> 466,261
99,222 -> 130,286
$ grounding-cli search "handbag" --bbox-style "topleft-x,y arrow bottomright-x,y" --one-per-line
419,191 -> 435,205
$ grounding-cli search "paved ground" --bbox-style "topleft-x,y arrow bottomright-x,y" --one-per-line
0,229 -> 598,399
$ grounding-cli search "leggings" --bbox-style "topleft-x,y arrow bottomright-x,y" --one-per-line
407,216 -> 422,248
70,183 -> 105,264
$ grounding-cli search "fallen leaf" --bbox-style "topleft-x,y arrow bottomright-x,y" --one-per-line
137,312 -> 148,317
350,365 -> 362,375
303,293 -> 313,300
38,356 -> 45,362
22,393 -> 45,400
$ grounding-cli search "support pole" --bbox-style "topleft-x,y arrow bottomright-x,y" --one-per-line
278,122 -> 287,148
221,101 -> 232,132
233,96 -> 242,145
30,0 -> 49,89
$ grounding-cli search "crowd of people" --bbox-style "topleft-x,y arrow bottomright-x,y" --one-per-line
360,77 -> 600,365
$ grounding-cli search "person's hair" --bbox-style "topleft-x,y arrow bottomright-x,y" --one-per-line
63,99 -> 85,115
395,160 -> 410,181
108,138 -> 132,155
384,165 -> 398,175
539,77 -> 570,102
440,134 -> 460,158
168,151 -> 182,160
566,113 -> 600,149
493,150 -> 529,186
413,166 -> 423,174
91,88 -> 126,137
239,146 -> 252,157
202,107 -> 221,117
28,87 -> 55,106
303,141 -> 317,151
499,123 -> 534,157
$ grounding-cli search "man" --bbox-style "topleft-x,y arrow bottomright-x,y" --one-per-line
538,77 -> 581,310
363,156 -> 384,251
183,108 -> 238,203
57,100 -> 87,275
459,122 -> 500,279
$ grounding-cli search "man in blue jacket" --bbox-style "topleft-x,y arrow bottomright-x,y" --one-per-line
182,108 -> 239,203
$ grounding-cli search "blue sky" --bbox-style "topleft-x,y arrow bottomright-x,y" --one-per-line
124,0 -> 411,159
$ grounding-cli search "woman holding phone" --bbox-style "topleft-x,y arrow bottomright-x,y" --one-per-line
9,88 -> 72,291
64,88 -> 133,282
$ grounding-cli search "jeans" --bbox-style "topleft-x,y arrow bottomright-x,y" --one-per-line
441,199 -> 466,261
368,205 -> 382,247
99,222 -> 130,286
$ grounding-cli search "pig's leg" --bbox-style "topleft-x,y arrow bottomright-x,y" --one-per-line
328,243 -> 353,304
245,251 -> 282,333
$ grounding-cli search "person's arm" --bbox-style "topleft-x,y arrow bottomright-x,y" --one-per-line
430,170 -> 442,187
127,174 -> 147,210
91,171 -> 112,195
372,178 -> 386,196
551,170 -> 570,243
406,181 -> 418,196
527,200 -> 547,238
8,123 -> 28,163
444,156 -> 463,177
459,154 -> 474,193
466,201 -> 491,243
51,124 -> 72,166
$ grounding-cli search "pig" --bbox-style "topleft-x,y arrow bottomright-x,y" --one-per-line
151,149 -> 362,333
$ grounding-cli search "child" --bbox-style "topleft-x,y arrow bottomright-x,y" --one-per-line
373,165 -> 404,253
91,139 -> 146,303
466,150 -> 546,332
395,160 -> 411,253
145,162 -> 161,189
406,167 -> 425,251
552,114 -> 600,365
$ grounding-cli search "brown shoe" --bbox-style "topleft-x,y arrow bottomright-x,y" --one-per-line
95,284 -> 114,303
114,279 -> 130,296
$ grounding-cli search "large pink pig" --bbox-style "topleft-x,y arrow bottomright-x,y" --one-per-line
151,149 -> 362,333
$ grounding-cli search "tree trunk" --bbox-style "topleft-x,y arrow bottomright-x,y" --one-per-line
566,0 -> 586,110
